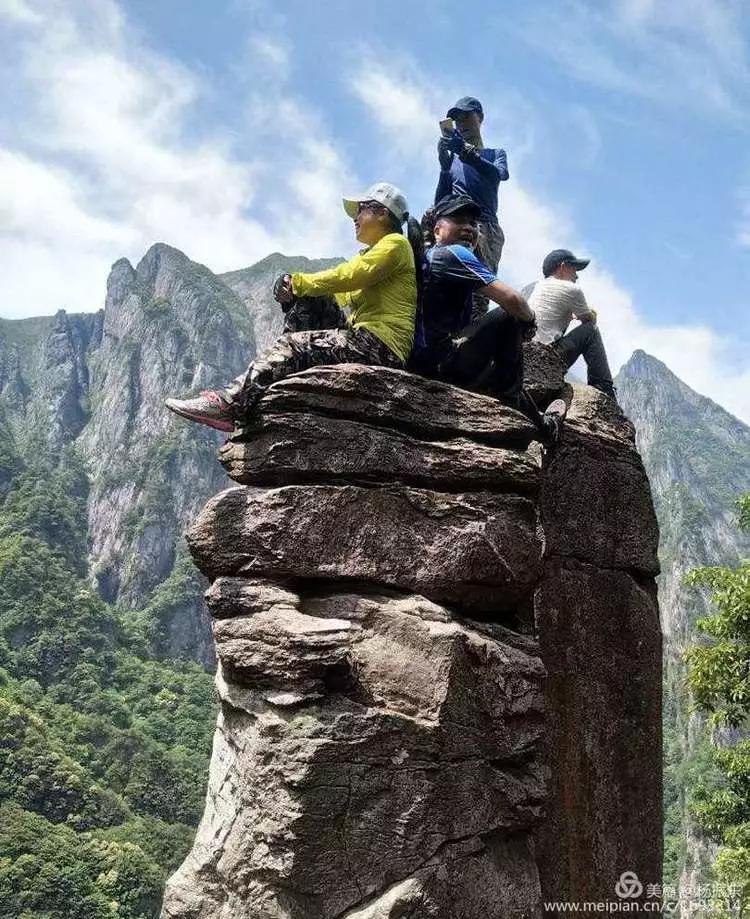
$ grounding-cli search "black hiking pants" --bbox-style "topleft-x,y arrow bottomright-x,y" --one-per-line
553,322 -> 615,397
417,307 -> 524,405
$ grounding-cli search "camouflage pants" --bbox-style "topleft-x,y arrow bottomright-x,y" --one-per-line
226,327 -> 403,414
472,220 -> 506,322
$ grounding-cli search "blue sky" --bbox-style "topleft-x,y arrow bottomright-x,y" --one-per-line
2,0 -> 749,418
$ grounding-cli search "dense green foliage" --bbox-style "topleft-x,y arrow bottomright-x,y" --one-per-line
685,495 -> 750,914
0,450 -> 216,918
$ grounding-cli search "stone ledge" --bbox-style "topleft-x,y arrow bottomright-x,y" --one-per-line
221,412 -> 541,493
255,364 -> 538,447
207,578 -> 546,761
540,429 -> 660,575
187,484 -> 543,617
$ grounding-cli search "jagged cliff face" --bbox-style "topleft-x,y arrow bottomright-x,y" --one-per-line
0,244 -> 322,665
0,310 -> 103,456
617,350 -> 750,649
617,351 -> 750,904
77,245 -> 256,665
162,361 -> 662,918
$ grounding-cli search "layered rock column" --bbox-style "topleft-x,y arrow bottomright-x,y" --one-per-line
163,366 -> 549,918
533,385 -> 662,908
162,360 -> 662,918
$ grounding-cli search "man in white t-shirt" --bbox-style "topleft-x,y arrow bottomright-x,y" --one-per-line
524,249 -> 616,400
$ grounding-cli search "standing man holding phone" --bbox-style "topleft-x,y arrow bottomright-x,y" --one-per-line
435,96 -> 509,318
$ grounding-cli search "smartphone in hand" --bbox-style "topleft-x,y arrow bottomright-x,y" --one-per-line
439,118 -> 455,137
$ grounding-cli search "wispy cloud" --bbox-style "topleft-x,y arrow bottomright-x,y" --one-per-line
0,0 -> 42,23
0,0 -> 358,317
247,34 -> 289,79
509,0 -> 750,121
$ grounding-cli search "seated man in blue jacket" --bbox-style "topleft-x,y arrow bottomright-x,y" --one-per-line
412,194 -> 535,408
435,96 -> 509,319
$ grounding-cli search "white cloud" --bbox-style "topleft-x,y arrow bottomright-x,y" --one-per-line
350,62 -> 750,423
568,106 -> 602,167
0,0 -> 42,23
0,149 -> 130,245
510,0 -> 750,121
247,34 -> 289,78
243,92 -> 358,257
0,0 -> 359,317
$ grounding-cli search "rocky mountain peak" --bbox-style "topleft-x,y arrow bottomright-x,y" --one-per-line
620,347 -> 669,379
0,243 -> 356,666
106,257 -> 137,307
135,242 -> 196,286
617,350 -> 750,897
77,245 -> 259,659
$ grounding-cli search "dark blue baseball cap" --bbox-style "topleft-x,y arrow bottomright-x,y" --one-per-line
434,194 -> 482,220
542,249 -> 590,277
447,96 -> 483,118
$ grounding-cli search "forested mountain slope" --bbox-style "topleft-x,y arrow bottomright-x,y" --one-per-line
0,243 -> 336,916
617,350 -> 750,898
0,244 -> 321,666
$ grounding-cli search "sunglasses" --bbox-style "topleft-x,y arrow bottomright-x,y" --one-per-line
356,200 -> 387,215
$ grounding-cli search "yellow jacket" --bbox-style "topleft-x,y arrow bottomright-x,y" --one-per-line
291,233 -> 416,362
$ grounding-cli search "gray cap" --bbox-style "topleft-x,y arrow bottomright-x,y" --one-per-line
542,248 -> 590,277
343,182 -> 409,224
447,96 -> 483,118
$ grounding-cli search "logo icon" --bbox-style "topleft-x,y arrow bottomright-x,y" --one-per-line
615,871 -> 644,899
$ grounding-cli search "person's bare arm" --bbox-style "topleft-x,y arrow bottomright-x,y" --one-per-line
571,287 -> 596,323
478,280 -> 535,322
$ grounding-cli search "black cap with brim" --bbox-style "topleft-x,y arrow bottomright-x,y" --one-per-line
542,248 -> 591,277
447,96 -> 483,118
434,194 -> 482,220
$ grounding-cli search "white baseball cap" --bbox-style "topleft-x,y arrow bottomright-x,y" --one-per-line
342,182 -> 409,224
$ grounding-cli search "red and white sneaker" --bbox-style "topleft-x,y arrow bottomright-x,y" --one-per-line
165,390 -> 235,432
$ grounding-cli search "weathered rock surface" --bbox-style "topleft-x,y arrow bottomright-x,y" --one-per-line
219,412 -> 539,493
540,387 -> 660,576
188,484 -> 541,617
616,350 -> 750,900
164,362 -> 662,918
520,341 -> 566,407
257,365 -> 537,446
534,561 -> 661,902
533,383 -> 663,909
0,309 -> 103,455
163,582 -> 547,919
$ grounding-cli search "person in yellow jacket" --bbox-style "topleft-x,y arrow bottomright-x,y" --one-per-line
165,182 -> 422,431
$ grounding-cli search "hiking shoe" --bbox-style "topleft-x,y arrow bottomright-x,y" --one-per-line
541,398 -> 568,444
591,381 -> 619,403
165,390 -> 235,432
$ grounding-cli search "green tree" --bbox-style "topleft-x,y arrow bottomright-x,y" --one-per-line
0,445 -> 216,916
685,494 -> 750,916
